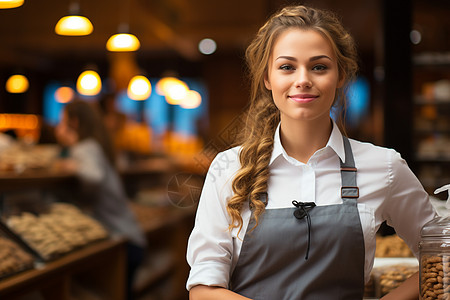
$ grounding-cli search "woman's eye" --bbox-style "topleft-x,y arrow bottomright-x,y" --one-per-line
312,64 -> 327,71
279,64 -> 294,71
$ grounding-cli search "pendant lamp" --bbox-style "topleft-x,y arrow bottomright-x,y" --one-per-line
127,75 -> 151,100
76,70 -> 102,96
55,86 -> 75,103
55,2 -> 93,36
0,0 -> 23,9
156,77 -> 189,105
180,90 -> 202,109
106,23 -> 140,52
107,0 -> 140,52
6,74 -> 29,93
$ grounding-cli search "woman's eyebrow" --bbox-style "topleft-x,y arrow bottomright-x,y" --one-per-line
275,55 -> 296,61
275,55 -> 333,62
310,55 -> 332,61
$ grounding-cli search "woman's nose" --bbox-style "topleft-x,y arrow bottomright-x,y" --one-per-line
295,69 -> 312,88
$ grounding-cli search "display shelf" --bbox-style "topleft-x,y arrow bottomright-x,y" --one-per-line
0,238 -> 127,300
0,170 -> 78,192
414,96 -> 450,105
412,49 -> 450,194
0,155 -> 201,300
130,203 -> 196,300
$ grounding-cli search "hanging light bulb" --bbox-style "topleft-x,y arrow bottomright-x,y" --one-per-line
55,2 -> 93,36
165,82 -> 189,105
156,76 -> 189,105
0,0 -> 23,9
156,76 -> 177,95
76,70 -> 102,96
127,75 -> 151,100
55,86 -> 75,103
6,74 -> 29,93
106,23 -> 140,52
180,90 -> 202,109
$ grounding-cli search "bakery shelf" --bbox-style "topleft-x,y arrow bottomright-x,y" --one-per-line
0,237 -> 127,300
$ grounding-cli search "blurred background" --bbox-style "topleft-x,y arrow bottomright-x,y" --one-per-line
0,0 -> 449,299
0,0 -> 449,190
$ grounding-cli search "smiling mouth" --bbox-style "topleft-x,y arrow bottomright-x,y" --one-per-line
288,94 -> 318,103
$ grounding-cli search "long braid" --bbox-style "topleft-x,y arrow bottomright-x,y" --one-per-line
227,100 -> 279,233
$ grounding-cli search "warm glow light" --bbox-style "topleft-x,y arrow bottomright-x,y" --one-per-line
0,0 -> 24,9
156,77 -> 177,95
55,15 -> 93,36
0,114 -> 39,130
180,90 -> 202,109
6,74 -> 29,93
55,86 -> 75,103
166,83 -> 189,105
106,33 -> 140,52
76,70 -> 102,96
127,75 -> 151,100
156,77 -> 189,105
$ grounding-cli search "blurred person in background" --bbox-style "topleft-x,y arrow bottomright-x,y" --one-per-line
54,99 -> 146,300
186,4 -> 436,300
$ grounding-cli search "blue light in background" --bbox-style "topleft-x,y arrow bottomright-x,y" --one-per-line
173,79 -> 208,136
143,79 -> 170,135
143,78 -> 208,137
346,76 -> 370,127
117,90 -> 142,121
43,77 -> 208,138
43,82 -> 65,126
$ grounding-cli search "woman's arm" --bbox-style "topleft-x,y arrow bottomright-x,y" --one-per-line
190,285 -> 253,300
380,271 -> 419,300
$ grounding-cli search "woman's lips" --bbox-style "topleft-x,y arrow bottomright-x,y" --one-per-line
289,94 -> 318,103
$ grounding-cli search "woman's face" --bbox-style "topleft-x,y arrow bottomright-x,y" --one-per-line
264,28 -> 343,125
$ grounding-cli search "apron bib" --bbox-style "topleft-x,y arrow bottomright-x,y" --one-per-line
230,137 -> 365,300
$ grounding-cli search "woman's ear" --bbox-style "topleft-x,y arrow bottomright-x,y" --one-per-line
264,74 -> 272,90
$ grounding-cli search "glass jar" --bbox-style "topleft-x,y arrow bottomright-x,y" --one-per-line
419,216 -> 450,300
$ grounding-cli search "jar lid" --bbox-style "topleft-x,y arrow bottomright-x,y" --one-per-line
421,216 -> 450,237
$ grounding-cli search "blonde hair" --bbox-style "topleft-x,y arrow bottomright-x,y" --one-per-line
227,5 -> 358,233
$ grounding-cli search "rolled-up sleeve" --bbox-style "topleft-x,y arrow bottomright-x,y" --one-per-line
186,151 -> 238,290
383,150 -> 437,258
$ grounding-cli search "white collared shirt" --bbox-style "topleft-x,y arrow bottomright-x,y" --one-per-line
186,122 -> 436,290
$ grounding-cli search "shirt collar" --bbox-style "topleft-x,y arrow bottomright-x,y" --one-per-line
269,120 -> 346,166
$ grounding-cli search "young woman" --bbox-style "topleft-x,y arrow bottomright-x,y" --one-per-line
55,99 -> 146,300
186,5 -> 436,300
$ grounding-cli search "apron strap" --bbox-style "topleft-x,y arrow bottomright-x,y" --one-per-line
340,136 -> 359,199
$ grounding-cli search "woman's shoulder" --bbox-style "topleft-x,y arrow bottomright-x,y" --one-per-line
206,145 -> 242,180
348,138 -> 403,165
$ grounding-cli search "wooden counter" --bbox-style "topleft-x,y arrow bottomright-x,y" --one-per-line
0,169 -> 78,192
0,238 -> 127,300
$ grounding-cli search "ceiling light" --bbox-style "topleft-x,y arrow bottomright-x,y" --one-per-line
106,33 -> 140,52
156,77 -> 189,105
127,75 -> 151,100
180,90 -> 202,109
55,86 -> 75,103
55,2 -> 93,36
198,38 -> 217,55
0,0 -> 24,9
106,22 -> 140,52
76,70 -> 102,96
6,74 -> 29,93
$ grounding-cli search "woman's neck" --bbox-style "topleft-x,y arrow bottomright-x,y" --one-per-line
279,117 -> 333,164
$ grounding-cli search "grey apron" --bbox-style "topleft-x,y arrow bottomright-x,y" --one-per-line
230,137 -> 365,300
